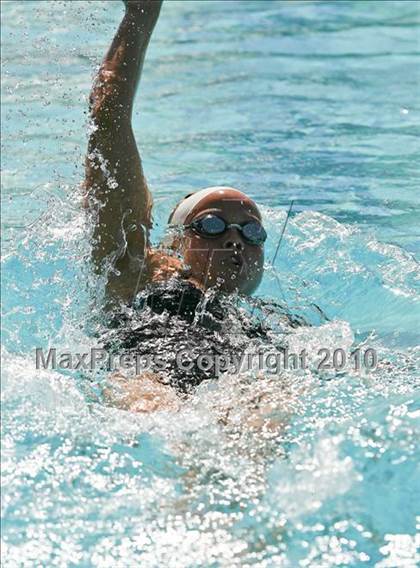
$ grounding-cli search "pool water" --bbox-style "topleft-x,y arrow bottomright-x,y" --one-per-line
1,1 -> 419,566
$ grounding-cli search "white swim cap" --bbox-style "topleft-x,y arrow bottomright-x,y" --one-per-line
168,186 -> 251,226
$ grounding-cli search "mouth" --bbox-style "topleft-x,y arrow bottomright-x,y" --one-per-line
230,254 -> 244,268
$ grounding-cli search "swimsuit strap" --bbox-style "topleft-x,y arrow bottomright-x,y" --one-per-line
134,278 -> 226,328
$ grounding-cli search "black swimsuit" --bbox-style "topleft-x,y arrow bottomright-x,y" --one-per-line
101,278 -> 307,394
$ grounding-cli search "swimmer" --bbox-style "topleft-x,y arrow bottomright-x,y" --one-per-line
84,0 -> 270,413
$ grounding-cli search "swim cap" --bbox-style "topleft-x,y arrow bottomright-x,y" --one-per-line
168,186 -> 252,226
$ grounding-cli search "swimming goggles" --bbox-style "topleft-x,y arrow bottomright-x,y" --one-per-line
183,214 -> 267,245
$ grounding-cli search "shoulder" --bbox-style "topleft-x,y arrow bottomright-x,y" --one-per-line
147,248 -> 185,283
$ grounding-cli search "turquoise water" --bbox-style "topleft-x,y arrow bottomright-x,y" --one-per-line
1,0 -> 419,566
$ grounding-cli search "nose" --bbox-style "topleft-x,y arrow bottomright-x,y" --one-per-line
223,237 -> 244,251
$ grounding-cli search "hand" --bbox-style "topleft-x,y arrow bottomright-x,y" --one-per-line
123,0 -> 163,12
122,0 -> 163,28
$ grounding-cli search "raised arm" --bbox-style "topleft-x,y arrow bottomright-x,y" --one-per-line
85,0 -> 163,304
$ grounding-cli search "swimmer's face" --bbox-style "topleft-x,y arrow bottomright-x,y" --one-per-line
178,189 -> 265,295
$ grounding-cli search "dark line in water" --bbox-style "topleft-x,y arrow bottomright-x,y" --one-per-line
271,200 -> 294,267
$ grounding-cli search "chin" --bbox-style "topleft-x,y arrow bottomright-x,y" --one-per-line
238,274 -> 263,296
218,276 -> 260,296
196,268 -> 263,295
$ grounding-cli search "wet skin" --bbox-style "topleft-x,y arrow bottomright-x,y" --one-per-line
178,188 -> 265,295
86,1 -> 271,413
85,2 -> 265,302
